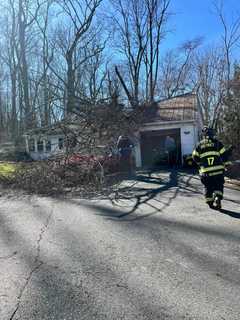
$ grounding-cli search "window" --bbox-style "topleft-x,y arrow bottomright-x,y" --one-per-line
58,137 -> 64,150
37,140 -> 44,152
29,138 -> 35,152
46,140 -> 51,152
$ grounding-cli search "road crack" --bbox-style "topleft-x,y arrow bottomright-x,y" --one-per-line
35,207 -> 53,264
9,262 -> 43,320
9,203 -> 54,320
0,251 -> 17,260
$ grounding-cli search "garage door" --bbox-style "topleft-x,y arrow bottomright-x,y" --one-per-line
140,128 -> 181,167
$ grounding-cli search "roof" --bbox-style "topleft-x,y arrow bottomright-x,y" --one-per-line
23,102 -> 130,139
23,114 -> 81,136
142,92 -> 199,123
24,94 -> 199,138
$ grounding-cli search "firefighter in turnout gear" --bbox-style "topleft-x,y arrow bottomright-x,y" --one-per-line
192,126 -> 231,210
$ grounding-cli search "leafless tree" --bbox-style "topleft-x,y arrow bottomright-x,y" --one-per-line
34,0 -> 54,127
158,38 -> 201,99
54,0 -> 103,114
112,0 -> 148,108
16,0 -> 45,130
213,2 -> 240,93
194,46 -> 227,125
144,0 -> 171,103
111,0 -> 171,108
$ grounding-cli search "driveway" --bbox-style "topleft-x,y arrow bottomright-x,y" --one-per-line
0,170 -> 240,320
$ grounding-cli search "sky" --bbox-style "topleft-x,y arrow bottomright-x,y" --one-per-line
163,0 -> 240,52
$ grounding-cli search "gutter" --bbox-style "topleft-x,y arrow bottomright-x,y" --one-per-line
142,119 -> 196,127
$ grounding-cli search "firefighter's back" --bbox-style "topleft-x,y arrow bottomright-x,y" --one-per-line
196,137 -> 225,176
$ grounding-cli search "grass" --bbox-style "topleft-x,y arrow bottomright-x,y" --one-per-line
0,162 -> 18,177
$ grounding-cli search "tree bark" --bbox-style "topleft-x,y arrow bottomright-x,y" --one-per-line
18,0 -> 31,129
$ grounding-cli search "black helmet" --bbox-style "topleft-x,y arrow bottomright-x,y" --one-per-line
202,126 -> 215,138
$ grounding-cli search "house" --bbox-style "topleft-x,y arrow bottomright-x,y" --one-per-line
23,110 -> 113,161
23,120 -> 77,160
133,92 -> 203,168
24,92 -> 202,166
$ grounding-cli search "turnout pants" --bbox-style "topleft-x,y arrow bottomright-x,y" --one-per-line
200,174 -> 224,203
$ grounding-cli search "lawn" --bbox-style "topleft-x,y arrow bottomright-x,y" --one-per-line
0,162 -> 18,177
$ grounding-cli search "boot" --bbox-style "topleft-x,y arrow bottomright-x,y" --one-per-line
207,201 -> 214,209
215,196 -> 222,210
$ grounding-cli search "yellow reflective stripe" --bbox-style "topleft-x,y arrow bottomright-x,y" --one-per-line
199,151 -> 220,158
199,165 -> 225,173
192,150 -> 199,157
208,171 -> 224,177
205,197 -> 214,202
224,161 -> 232,166
219,147 -> 226,154
214,191 -> 223,196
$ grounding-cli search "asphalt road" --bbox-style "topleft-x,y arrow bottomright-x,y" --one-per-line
0,170 -> 240,320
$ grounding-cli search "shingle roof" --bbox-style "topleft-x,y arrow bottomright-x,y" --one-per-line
143,92 -> 198,123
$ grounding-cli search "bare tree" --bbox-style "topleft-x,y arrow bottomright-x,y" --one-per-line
159,38 -> 201,99
28,0 -> 57,127
54,0 -> 103,114
16,0 -> 45,130
0,0 -> 19,138
38,0 -> 53,126
112,0 -> 148,108
214,2 -> 240,93
194,46 -> 227,125
112,0 -> 171,107
221,64 -> 240,157
144,0 -> 171,102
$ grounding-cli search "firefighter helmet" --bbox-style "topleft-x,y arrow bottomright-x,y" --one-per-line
201,126 -> 215,138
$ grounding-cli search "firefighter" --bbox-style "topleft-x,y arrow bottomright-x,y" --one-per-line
192,126 -> 230,210
117,135 -> 135,175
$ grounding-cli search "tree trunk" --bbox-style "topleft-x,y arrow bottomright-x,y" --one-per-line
11,70 -> 18,138
18,0 -> 31,130
66,50 -> 76,114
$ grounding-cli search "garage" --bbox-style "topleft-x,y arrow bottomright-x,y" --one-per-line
133,93 -> 202,168
140,128 -> 182,167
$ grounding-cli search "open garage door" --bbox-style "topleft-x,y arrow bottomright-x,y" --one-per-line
140,128 -> 181,168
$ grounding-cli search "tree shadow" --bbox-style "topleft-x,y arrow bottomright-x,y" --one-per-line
77,170 -> 179,220
135,174 -> 164,185
120,169 -> 179,217
0,201 -> 189,320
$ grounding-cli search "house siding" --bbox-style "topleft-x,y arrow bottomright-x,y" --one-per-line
180,125 -> 196,156
27,135 -> 65,160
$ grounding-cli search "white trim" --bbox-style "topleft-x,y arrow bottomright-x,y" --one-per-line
142,120 -> 196,128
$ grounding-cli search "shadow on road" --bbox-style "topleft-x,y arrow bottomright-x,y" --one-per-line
78,169 -> 180,220
63,168 -> 240,223
135,174 -> 164,185
0,203 -> 186,320
119,169 -> 179,218
219,208 -> 240,219
1,183 -> 240,319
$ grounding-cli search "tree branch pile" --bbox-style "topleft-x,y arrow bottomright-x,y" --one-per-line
1,157 -> 107,195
